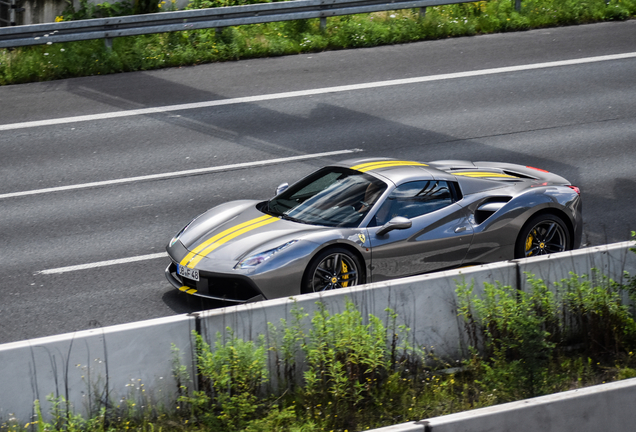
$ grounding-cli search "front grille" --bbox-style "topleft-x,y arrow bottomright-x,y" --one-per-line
169,262 -> 262,301
206,275 -> 262,301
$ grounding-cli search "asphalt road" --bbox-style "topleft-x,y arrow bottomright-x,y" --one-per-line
0,20 -> 634,344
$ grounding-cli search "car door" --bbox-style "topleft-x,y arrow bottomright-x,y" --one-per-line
366,180 -> 473,282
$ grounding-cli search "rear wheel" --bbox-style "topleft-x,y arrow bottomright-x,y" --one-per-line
302,247 -> 364,294
515,214 -> 569,259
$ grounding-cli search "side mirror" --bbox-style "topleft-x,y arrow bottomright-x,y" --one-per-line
377,216 -> 412,236
275,183 -> 289,196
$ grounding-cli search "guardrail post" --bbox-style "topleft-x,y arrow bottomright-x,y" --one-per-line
320,16 -> 326,29
419,6 -> 426,18
1,0 -> 24,26
514,0 -> 521,11
0,1 -> 6,27
104,37 -> 113,50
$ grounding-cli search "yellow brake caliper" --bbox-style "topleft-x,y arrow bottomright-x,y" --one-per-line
526,234 -> 534,256
341,262 -> 349,287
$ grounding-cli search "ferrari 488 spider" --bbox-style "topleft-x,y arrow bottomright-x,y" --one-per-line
165,158 -> 582,302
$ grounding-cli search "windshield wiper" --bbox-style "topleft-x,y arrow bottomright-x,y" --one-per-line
278,214 -> 309,224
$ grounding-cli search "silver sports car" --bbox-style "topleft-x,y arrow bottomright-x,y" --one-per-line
165,158 -> 582,302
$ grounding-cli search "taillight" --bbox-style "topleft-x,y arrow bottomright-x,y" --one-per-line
526,166 -> 549,173
568,185 -> 581,195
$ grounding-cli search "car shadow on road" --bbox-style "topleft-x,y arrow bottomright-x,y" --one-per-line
162,288 -> 239,314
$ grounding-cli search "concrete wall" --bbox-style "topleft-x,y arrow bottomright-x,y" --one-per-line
19,0 -> 64,25
518,241 -> 636,289
0,315 -> 195,425
0,241 -> 634,425
197,241 -> 636,362
197,261 -> 517,363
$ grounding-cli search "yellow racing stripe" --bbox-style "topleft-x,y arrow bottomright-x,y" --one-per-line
180,215 -> 277,268
350,160 -> 428,172
186,217 -> 278,268
184,214 -> 272,259
452,171 -> 518,178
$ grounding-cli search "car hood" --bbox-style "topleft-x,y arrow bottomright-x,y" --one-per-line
177,200 -> 323,265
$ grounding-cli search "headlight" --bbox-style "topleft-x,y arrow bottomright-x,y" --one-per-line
234,240 -> 298,269
169,216 -> 198,247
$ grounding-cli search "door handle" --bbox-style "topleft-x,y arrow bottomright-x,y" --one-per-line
455,226 -> 467,233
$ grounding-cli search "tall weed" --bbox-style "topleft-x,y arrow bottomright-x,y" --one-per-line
180,330 -> 268,430
457,272 -> 636,401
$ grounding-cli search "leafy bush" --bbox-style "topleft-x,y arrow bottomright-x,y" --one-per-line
178,330 -> 269,430
457,271 -> 636,400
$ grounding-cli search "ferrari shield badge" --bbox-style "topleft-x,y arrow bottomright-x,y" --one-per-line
347,233 -> 367,246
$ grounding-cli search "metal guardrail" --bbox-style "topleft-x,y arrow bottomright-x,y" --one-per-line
0,0 -> 468,48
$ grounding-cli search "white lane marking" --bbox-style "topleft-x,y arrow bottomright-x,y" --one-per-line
1,52 -> 635,132
37,252 -> 168,275
0,148 -> 362,200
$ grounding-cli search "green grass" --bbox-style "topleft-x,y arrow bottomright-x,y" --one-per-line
4,263 -> 636,432
1,0 -> 635,85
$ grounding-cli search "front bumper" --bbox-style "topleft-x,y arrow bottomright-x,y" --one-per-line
164,262 -> 266,303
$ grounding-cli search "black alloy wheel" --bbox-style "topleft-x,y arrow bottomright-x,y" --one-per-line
302,247 -> 363,293
515,214 -> 569,259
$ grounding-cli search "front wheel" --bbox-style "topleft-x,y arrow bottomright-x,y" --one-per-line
515,214 -> 570,259
302,248 -> 364,294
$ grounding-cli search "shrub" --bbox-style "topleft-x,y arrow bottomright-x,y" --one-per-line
179,330 -> 269,430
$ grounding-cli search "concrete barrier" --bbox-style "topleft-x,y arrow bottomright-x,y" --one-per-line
197,261 -> 517,363
517,241 -> 636,291
197,242 -> 636,361
0,241 -> 634,426
0,314 -> 195,425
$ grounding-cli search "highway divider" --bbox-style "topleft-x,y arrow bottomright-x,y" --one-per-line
1,241 -> 634,425
0,315 -> 196,425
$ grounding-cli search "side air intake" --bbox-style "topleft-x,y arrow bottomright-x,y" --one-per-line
475,197 -> 512,224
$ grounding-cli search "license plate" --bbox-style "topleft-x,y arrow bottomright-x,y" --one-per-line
178,264 -> 199,282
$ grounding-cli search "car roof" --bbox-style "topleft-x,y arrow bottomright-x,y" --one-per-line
335,157 -> 457,185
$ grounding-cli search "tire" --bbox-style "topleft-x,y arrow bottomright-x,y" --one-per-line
301,247 -> 365,294
514,214 -> 570,259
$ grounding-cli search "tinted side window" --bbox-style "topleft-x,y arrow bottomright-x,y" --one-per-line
372,180 -> 454,226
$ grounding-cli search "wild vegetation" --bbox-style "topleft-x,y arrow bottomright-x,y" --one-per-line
1,0 -> 635,84
3,239 -> 636,431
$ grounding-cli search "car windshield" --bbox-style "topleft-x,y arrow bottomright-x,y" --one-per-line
265,167 -> 387,227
